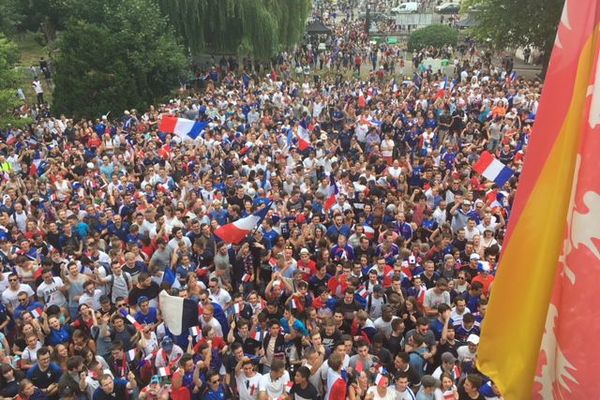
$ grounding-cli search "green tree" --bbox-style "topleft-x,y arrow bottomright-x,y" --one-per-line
0,35 -> 28,127
408,25 -> 459,52
52,0 -> 188,119
158,0 -> 312,59
464,0 -> 564,76
0,0 -> 23,35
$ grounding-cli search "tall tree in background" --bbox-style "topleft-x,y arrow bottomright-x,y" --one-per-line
0,35 -> 27,127
53,0 -> 188,118
465,0 -> 564,76
158,0 -> 312,59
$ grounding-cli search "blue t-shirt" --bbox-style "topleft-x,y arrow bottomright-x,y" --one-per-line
93,378 -> 128,400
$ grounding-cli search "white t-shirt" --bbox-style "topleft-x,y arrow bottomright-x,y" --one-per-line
2,284 -> 35,309
236,371 -> 261,400
258,370 -> 290,399
37,277 -> 67,307
0,273 -> 10,293
367,386 -> 397,400
79,289 -> 103,310
210,288 -> 232,310
457,345 -> 477,363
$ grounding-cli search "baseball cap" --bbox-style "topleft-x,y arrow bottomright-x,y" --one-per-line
300,248 -> 310,255
150,375 -> 161,385
470,253 -> 481,261
467,334 -> 480,345
137,296 -> 149,306
478,261 -> 491,273
161,337 -> 174,351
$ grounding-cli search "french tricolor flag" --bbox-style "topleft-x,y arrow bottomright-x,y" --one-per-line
31,307 -> 44,319
324,175 -> 339,211
158,367 -> 172,376
119,309 -> 144,331
240,141 -> 254,155
363,225 -> 375,240
241,273 -> 253,283
253,331 -> 264,342
158,290 -> 199,336
473,152 -> 514,187
159,116 -> 208,140
436,77 -> 449,99
215,202 -> 272,244
297,120 -> 311,151
358,287 -> 370,299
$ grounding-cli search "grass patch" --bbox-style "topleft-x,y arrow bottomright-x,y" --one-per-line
10,31 -> 54,105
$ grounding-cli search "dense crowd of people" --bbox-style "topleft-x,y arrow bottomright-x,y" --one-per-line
0,2 -> 540,400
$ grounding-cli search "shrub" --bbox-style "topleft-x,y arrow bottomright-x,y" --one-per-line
408,25 -> 459,52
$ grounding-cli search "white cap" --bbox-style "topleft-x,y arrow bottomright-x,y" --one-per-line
470,253 -> 481,261
467,334 -> 480,345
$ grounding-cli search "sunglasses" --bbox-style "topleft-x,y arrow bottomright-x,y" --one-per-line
9,278 -> 18,282
210,379 -> 220,384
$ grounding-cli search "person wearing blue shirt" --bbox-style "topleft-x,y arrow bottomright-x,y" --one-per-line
326,214 -> 351,242
47,315 -> 72,346
330,235 -> 355,262
107,215 -> 130,242
93,374 -> 136,400
261,220 -> 279,250
134,296 -> 159,329
26,347 -> 63,400
280,308 -> 309,337
13,293 -> 44,320
200,370 -> 232,400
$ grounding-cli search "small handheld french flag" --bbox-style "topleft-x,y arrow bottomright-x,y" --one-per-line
31,307 -> 44,319
234,303 -> 241,315
253,331 -> 264,342
158,367 -> 171,377
120,309 -> 144,331
242,273 -> 253,283
358,287 -> 369,299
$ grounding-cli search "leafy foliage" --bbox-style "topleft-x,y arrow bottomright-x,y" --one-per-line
408,25 -> 459,52
158,0 -> 312,59
0,35 -> 28,127
52,0 -> 188,119
463,0 -> 564,71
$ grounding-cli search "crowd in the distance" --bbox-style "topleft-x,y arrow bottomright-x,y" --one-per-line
0,3 -> 539,400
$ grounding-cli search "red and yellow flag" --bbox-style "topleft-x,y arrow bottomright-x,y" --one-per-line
477,1 -> 600,399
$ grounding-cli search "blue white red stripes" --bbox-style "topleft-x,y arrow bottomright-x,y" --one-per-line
159,116 -> 208,140
473,151 -> 514,187
214,202 -> 272,244
325,175 -> 339,211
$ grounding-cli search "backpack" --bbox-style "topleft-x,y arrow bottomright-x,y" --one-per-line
109,272 -> 131,300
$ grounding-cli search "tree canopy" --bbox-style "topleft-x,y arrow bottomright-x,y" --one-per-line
408,25 -> 459,52
0,35 -> 28,127
52,0 -> 188,119
158,0 -> 312,59
464,0 -> 564,73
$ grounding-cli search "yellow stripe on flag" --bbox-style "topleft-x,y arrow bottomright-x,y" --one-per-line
477,28 -> 600,399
